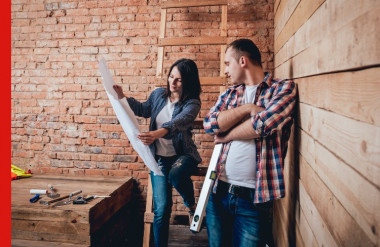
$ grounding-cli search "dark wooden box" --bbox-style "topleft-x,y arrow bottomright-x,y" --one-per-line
11,174 -> 133,246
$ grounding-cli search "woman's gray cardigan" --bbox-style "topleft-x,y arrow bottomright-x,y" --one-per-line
126,87 -> 202,164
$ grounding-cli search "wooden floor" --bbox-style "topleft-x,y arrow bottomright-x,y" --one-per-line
168,225 -> 209,247
11,239 -> 88,247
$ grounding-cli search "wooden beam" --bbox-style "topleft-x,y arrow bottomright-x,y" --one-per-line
220,5 -> 227,77
156,9 -> 167,78
158,36 -> 227,46
161,0 -> 228,9
155,76 -> 226,87
142,174 -> 153,247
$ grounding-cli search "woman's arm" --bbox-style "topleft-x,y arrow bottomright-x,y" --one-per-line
113,85 -> 156,118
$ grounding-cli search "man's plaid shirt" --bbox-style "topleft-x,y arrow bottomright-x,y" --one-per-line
203,73 -> 297,203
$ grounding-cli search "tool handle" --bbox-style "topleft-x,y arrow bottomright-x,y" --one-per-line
29,194 -> 40,203
70,190 -> 82,196
41,190 -> 82,205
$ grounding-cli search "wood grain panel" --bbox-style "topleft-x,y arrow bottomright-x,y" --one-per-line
274,0 -> 300,37
299,181 -> 338,247
300,155 -> 375,246
274,0 -> 325,53
297,68 -> 380,127
297,207 -> 319,247
299,130 -> 380,244
298,103 -> 380,188
275,0 -> 380,68
275,5 -> 380,78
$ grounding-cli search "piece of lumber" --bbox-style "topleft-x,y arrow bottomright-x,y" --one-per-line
143,174 -> 153,247
161,0 -> 227,9
158,37 -> 226,47
156,9 -> 167,78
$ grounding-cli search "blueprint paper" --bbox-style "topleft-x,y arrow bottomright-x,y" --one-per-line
99,58 -> 163,176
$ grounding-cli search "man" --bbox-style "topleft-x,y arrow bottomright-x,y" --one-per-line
203,39 -> 296,247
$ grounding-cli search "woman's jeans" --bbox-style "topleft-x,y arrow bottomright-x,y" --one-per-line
206,180 -> 273,247
151,155 -> 198,247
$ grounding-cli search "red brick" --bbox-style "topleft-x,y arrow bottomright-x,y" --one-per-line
85,169 -> 109,176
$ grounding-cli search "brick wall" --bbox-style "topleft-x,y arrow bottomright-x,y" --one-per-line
11,0 -> 273,232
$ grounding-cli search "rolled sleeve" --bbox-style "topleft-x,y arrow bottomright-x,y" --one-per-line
203,110 -> 221,135
251,80 -> 296,137
203,87 -> 232,135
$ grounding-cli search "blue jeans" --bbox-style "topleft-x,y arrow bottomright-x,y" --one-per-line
206,181 -> 273,247
151,155 -> 198,247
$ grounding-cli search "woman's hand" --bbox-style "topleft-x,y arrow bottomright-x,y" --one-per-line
138,129 -> 169,145
113,85 -> 126,99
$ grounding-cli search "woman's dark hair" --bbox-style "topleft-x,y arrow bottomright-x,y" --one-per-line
165,58 -> 201,102
227,39 -> 262,67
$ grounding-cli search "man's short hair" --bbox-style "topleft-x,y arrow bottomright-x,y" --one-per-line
226,39 -> 262,67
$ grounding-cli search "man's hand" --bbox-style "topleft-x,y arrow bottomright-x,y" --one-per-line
113,85 -> 126,99
249,104 -> 264,116
138,128 -> 169,145
214,133 -> 231,144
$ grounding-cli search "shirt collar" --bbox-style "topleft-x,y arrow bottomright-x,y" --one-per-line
261,72 -> 271,88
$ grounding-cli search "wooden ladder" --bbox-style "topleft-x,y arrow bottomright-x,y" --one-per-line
155,0 -> 228,89
143,1 -> 228,246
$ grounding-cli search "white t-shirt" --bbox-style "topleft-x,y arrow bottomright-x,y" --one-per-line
155,98 -> 177,157
220,84 -> 259,188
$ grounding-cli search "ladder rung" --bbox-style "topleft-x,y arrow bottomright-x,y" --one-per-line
158,37 -> 227,46
155,76 -> 226,86
162,0 -> 228,9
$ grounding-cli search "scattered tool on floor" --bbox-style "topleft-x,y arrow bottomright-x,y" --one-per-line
47,184 -> 60,198
30,189 -> 48,195
73,195 -> 111,204
29,194 -> 40,203
52,192 -> 75,208
39,190 -> 82,206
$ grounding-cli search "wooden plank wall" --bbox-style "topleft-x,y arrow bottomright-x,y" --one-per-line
273,0 -> 380,246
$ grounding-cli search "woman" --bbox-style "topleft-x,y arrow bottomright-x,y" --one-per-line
113,58 -> 202,247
